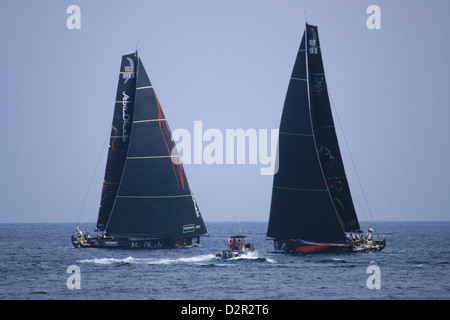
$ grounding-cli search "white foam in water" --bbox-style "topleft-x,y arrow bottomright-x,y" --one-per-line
229,251 -> 277,263
177,254 -> 216,263
78,253 -> 277,265
78,257 -> 135,265
78,254 -> 217,265
265,257 -> 277,263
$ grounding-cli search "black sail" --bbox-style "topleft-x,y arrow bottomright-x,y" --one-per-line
105,56 -> 208,239
267,29 -> 347,244
97,53 -> 137,231
306,24 -> 360,232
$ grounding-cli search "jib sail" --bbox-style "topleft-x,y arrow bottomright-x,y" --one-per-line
96,53 -> 137,231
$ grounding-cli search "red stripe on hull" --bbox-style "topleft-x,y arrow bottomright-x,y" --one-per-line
295,244 -> 334,253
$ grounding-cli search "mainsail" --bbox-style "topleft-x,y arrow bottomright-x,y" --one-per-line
96,52 -> 208,240
267,24 -> 359,245
306,25 -> 359,232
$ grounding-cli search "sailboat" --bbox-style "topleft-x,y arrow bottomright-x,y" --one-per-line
267,24 -> 386,253
72,52 -> 208,248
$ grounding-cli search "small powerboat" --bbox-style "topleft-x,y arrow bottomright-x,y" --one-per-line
216,235 -> 254,259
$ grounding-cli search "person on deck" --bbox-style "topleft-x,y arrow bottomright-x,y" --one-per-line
366,228 -> 373,241
237,239 -> 244,252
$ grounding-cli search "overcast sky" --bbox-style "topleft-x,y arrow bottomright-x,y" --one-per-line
0,0 -> 449,223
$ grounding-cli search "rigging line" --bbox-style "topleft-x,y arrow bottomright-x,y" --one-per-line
77,190 -> 102,225
353,196 -> 370,222
328,93 -> 377,230
76,126 -> 110,225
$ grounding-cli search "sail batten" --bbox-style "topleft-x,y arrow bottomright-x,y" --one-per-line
133,119 -> 167,124
127,155 -> 176,160
117,195 -> 193,199
279,131 -> 313,137
273,186 -> 328,192
136,86 -> 153,90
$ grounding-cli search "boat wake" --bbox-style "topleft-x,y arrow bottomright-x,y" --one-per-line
226,251 -> 277,263
78,252 -> 276,265
78,254 -> 216,265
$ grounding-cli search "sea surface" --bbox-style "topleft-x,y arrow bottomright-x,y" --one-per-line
0,221 -> 449,300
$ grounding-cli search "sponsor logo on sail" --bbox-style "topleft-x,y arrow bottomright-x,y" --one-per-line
123,57 -> 135,84
183,224 -> 195,233
192,195 -> 200,218
308,28 -> 318,54
122,92 -> 131,142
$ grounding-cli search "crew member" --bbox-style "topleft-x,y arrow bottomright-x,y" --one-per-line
366,228 -> 373,241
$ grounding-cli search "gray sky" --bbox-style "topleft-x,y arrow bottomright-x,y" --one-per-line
0,0 -> 449,223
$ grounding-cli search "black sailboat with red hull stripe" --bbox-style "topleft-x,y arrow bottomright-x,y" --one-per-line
72,52 -> 208,248
267,24 -> 385,253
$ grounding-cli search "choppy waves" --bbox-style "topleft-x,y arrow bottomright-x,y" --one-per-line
2,222 -> 450,299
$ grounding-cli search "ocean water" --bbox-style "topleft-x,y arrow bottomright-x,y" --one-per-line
0,221 -> 449,300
